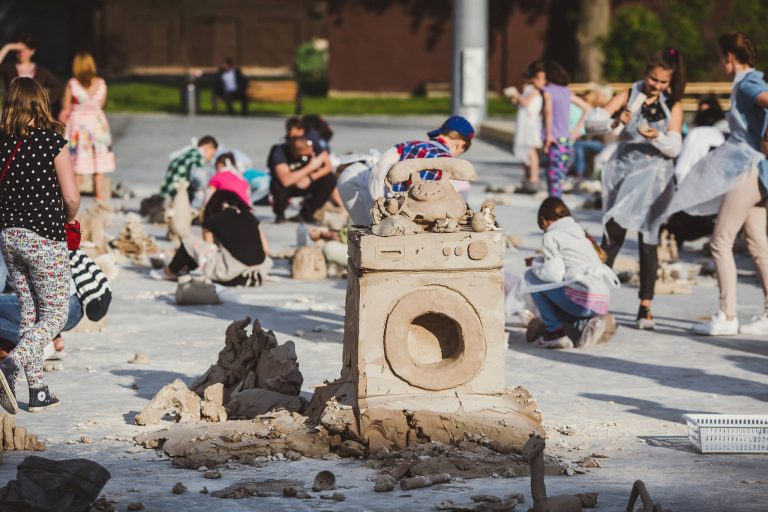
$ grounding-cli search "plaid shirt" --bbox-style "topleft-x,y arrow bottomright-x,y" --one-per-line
391,139 -> 452,192
159,147 -> 204,198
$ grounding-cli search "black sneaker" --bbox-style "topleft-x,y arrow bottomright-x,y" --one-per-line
275,213 -> 287,224
28,385 -> 59,413
636,305 -> 655,330
0,358 -> 19,414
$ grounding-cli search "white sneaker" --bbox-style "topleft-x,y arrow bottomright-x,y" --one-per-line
692,311 -> 739,336
43,342 -> 55,361
739,314 -> 768,335
578,317 -> 606,348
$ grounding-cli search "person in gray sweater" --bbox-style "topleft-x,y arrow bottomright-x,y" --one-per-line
525,198 -> 619,349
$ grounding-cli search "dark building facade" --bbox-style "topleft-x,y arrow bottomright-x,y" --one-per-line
326,0 -> 549,94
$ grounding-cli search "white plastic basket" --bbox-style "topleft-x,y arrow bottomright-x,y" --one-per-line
682,414 -> 768,453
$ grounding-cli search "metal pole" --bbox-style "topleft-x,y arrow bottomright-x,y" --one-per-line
452,0 -> 488,127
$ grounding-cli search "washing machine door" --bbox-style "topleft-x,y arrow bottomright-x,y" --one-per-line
383,285 -> 486,391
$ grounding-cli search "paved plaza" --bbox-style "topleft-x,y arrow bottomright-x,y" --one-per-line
0,113 -> 766,511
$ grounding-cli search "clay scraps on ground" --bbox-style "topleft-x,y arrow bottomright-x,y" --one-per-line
0,414 -> 47,451
366,441 -> 566,484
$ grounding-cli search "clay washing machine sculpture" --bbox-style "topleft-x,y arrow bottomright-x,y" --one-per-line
311,158 -> 542,454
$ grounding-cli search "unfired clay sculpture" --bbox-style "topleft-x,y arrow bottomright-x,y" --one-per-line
166,180 -> 194,245
522,435 -> 598,512
625,480 -> 671,512
291,246 -> 328,280
471,199 -> 499,232
370,158 -> 476,235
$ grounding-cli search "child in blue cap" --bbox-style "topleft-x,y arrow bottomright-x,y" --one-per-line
337,116 -> 475,225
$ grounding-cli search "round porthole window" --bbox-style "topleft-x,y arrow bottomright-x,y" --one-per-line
384,286 -> 486,390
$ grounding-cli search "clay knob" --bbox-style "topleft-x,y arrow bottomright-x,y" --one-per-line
442,247 -> 452,257
454,246 -> 464,256
467,241 -> 488,260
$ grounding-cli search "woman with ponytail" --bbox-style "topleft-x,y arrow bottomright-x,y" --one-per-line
584,48 -> 685,330
665,33 -> 768,336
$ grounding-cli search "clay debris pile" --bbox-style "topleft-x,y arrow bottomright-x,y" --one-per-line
367,440 -> 565,487
190,317 -> 305,418
135,318 -> 305,427
135,410 -> 331,468
0,415 -> 47,452
113,213 -> 160,265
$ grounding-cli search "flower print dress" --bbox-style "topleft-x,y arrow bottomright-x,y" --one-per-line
65,78 -> 116,175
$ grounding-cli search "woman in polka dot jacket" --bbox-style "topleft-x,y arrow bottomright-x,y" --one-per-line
0,77 -> 80,414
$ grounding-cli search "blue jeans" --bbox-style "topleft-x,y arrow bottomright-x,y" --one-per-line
527,274 -> 598,335
572,139 -> 605,177
0,293 -> 83,347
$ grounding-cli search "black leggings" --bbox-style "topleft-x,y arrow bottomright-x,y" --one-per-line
270,172 -> 337,219
168,244 -> 198,274
601,219 -> 658,301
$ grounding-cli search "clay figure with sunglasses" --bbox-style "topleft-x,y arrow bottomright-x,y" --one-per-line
371,157 -> 477,235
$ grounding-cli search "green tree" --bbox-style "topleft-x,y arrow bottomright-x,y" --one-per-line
722,0 -> 768,58
603,1 -> 713,81
602,6 -> 666,82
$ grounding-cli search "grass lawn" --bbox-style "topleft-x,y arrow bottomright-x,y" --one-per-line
105,82 -> 516,117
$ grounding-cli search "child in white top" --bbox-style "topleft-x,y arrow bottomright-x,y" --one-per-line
506,62 -> 546,192
525,197 -> 619,349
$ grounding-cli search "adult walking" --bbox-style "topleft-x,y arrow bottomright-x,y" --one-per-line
59,52 -> 116,202
0,77 -> 80,414
664,33 -> 768,336
0,33 -> 64,111
585,48 -> 686,330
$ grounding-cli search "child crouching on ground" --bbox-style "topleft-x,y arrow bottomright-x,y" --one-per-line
525,197 -> 619,349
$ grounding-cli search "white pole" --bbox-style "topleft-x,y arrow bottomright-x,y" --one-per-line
452,0 -> 488,127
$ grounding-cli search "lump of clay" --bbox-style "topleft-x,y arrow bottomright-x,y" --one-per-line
291,246 -> 327,280
175,275 -> 221,305
371,215 -> 421,237
134,379 -> 202,426
140,194 -> 167,224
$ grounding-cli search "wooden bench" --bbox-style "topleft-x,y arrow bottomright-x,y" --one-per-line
247,80 -> 298,103
570,81 -> 732,111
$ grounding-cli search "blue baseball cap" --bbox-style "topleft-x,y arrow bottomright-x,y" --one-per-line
427,116 -> 475,140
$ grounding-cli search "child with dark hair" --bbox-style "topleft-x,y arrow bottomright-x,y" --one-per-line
206,152 -> 250,207
523,197 -> 618,349
541,61 -> 592,197
665,33 -> 768,336
152,190 -> 271,286
160,135 -> 219,199
585,47 -> 686,330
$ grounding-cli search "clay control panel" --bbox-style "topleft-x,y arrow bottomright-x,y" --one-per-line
350,229 -> 504,272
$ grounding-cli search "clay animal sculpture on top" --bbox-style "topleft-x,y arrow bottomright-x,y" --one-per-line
522,434 -> 598,512
371,157 -> 476,236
